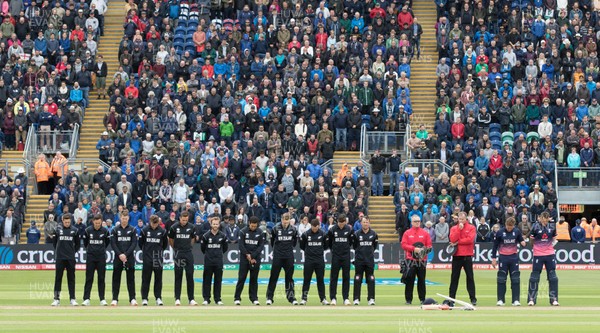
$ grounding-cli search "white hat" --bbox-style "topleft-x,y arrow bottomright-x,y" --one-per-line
18,167 -> 24,174
102,131 -> 108,136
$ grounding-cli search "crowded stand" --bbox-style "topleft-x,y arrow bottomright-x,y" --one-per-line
4,0 -> 600,246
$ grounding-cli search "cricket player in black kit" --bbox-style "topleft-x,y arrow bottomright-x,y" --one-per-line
111,210 -> 138,306
200,217 -> 228,305
82,214 -> 110,306
326,213 -> 356,306
139,215 -> 168,306
52,214 -> 80,306
266,213 -> 299,305
234,216 -> 265,305
299,219 -> 328,305
353,216 -> 379,306
168,211 -> 198,306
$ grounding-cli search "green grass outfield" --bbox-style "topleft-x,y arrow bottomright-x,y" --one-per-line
0,269 -> 599,332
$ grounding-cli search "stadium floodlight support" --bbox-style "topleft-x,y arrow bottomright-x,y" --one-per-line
554,159 -> 560,220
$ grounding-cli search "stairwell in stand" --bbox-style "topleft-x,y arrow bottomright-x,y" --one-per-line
77,2 -> 125,160
409,1 -> 439,133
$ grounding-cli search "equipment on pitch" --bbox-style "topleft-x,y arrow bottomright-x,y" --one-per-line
436,293 -> 476,311
412,242 -> 432,260
445,243 -> 457,256
420,298 -> 450,311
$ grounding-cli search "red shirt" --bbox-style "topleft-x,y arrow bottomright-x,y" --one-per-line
449,223 -> 476,256
401,227 -> 432,261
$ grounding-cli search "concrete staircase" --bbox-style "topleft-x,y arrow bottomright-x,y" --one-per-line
368,196 -> 398,243
20,194 -> 49,242
77,2 -> 125,159
409,1 -> 438,133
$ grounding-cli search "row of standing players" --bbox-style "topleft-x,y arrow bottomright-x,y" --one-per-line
51,211 -> 379,306
51,209 -> 559,306
401,211 -> 559,307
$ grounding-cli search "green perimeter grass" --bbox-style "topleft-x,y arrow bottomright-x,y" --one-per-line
0,269 -> 599,332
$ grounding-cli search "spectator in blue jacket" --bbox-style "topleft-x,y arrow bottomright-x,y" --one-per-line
571,219 -> 587,243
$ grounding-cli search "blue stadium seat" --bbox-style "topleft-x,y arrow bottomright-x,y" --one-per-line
513,131 -> 525,140
489,123 -> 501,134
174,34 -> 185,44
491,140 -> 502,150
175,27 -> 186,36
489,132 -> 501,141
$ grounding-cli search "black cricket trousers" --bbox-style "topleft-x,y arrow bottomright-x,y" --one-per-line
266,257 -> 295,303
353,263 -> 375,302
302,260 -> 325,301
112,256 -> 136,302
234,259 -> 260,302
141,258 -> 163,300
54,259 -> 76,300
330,256 -> 350,301
83,259 -> 106,300
203,264 -> 223,303
174,252 -> 195,302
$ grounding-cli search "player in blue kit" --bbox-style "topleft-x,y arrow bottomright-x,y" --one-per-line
527,212 -> 559,306
491,217 -> 526,306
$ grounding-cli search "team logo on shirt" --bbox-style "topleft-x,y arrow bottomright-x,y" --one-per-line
90,234 -> 93,239
117,231 -> 121,236
209,238 -> 212,243
359,236 -> 363,241
369,235 -> 373,239
147,232 -> 151,237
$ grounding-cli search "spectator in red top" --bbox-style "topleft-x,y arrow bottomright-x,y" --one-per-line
370,3 -> 386,20
124,80 -> 139,99
44,96 -> 59,115
446,211 -> 477,306
580,132 -> 593,149
71,24 -> 84,41
451,118 -> 465,146
401,215 -> 432,305
397,6 -> 414,28
489,150 -> 503,175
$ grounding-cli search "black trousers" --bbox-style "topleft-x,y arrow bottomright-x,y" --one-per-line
54,259 -> 76,300
83,258 -> 106,300
353,263 -> 375,301
234,259 -> 260,302
449,256 -> 477,302
266,257 -> 295,303
302,260 -> 325,301
330,256 -> 350,300
203,264 -> 223,303
174,252 -> 195,302
404,260 -> 426,303
112,256 -> 136,302
141,258 -> 163,300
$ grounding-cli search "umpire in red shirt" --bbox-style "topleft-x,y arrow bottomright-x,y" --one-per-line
401,215 -> 432,305
446,211 -> 477,306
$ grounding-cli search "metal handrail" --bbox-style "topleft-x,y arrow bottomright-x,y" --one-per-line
404,123 -> 411,158
23,124 -> 35,161
398,159 -> 453,176
359,123 -> 367,159
69,123 -> 80,158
